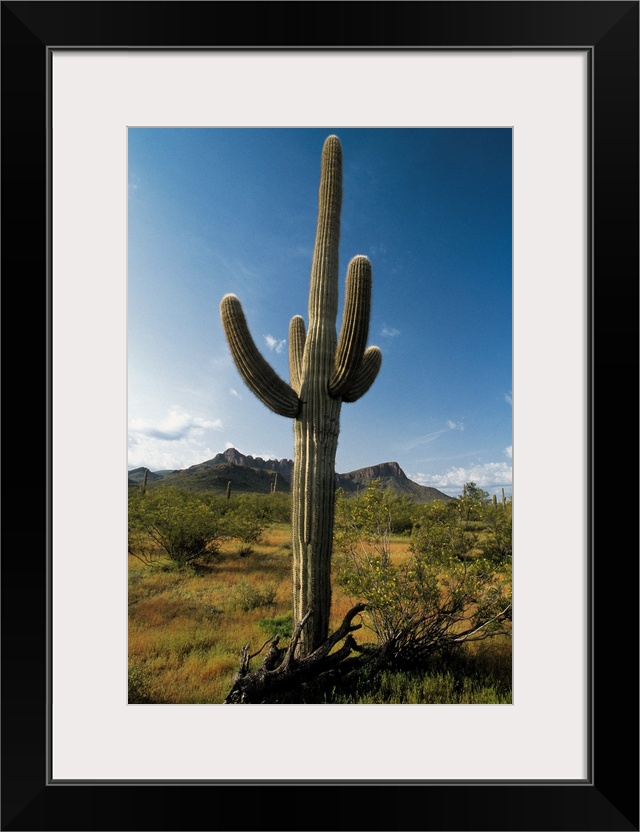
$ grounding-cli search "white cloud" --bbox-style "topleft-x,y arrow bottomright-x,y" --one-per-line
409,461 -> 512,497
504,445 -> 512,459
264,334 -> 286,354
129,409 -> 222,441
505,392 -> 513,406
128,436 -> 219,473
127,409 -> 225,470
381,325 -> 401,337
229,388 -> 242,399
446,420 -> 464,431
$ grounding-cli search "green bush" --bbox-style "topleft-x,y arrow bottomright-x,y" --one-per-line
335,481 -> 512,666
221,495 -> 270,544
230,580 -> 277,612
386,494 -> 419,534
477,499 -> 512,564
128,486 -> 225,567
410,499 -> 476,563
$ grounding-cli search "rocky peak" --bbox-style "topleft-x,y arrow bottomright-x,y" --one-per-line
212,447 -> 294,473
340,461 -> 407,482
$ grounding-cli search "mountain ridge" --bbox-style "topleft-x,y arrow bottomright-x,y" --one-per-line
128,447 -> 454,502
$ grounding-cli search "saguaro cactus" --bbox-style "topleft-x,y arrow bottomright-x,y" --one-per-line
220,135 -> 381,656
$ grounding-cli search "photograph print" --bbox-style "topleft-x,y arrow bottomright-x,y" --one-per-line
127,127 -> 513,705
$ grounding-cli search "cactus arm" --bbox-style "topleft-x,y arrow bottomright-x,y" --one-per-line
220,293 -> 301,418
329,255 -> 372,397
288,315 -> 306,395
342,346 -> 382,403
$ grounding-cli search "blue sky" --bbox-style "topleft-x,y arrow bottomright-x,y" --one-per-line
128,128 -> 512,498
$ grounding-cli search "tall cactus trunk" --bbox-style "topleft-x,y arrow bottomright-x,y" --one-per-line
291,135 -> 342,655
220,135 -> 381,658
291,401 -> 341,654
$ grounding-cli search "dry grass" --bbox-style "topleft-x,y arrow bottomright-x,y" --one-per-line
129,523 -> 297,703
128,524 -> 511,704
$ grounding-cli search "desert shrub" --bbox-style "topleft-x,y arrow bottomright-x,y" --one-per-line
409,499 -> 476,562
269,493 -> 292,524
221,495 -> 270,545
477,499 -> 512,564
230,580 -> 277,612
334,481 -> 394,559
386,494 -> 419,534
335,482 -> 512,666
128,486 -> 225,567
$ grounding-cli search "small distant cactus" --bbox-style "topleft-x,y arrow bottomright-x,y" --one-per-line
220,135 -> 381,656
226,480 -> 232,501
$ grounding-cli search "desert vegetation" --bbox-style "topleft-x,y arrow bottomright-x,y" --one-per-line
129,134 -> 511,704
128,481 -> 512,704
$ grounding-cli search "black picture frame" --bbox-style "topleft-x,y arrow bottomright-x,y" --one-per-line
2,2 -> 638,830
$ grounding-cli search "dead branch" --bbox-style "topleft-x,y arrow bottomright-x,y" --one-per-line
224,603 -> 367,703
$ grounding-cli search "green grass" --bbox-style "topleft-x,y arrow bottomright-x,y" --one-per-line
323,641 -> 512,704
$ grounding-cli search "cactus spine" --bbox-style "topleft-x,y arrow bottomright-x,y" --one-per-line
220,136 -> 381,656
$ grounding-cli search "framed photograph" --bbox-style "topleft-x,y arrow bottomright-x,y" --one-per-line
3,1 -> 637,830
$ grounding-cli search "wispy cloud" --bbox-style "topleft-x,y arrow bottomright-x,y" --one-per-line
229,388 -> 242,399
264,334 -> 286,354
505,392 -> 512,406
381,325 -> 401,338
402,420 -> 464,451
401,430 -> 447,451
504,445 -> 512,459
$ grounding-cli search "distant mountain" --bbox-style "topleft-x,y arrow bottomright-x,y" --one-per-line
335,461 -> 454,502
209,447 -> 294,474
127,467 -> 176,485
128,447 -> 454,503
